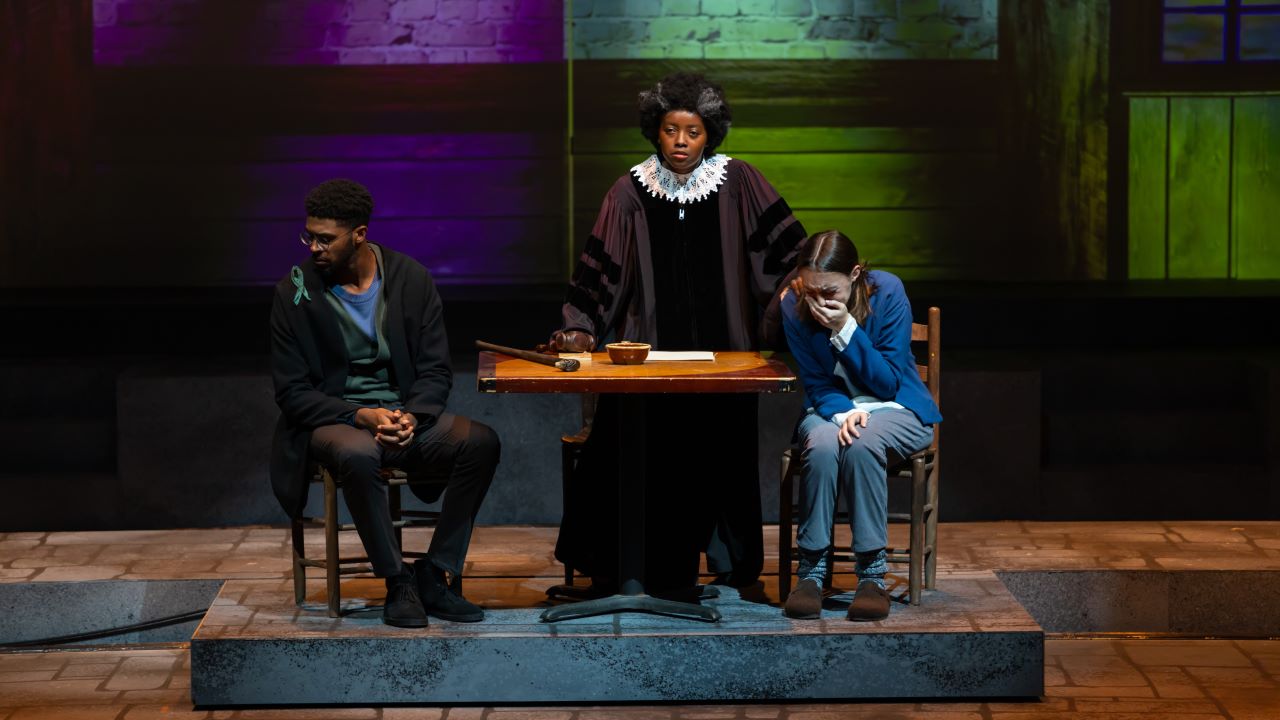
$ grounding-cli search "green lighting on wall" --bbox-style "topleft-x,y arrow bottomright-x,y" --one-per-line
1128,94 -> 1280,280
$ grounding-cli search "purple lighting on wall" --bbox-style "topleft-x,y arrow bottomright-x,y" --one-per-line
93,0 -> 564,65
195,133 -> 565,286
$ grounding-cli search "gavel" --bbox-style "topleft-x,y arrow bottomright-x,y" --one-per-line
476,341 -> 581,372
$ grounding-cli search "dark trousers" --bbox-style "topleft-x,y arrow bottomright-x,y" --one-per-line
554,394 -> 763,593
309,413 -> 500,578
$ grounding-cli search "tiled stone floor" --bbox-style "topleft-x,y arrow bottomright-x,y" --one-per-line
4,521 -> 1280,585
2,522 -> 1279,717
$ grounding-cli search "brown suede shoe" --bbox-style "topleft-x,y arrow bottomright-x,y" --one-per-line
847,581 -> 890,621
783,578 -> 823,619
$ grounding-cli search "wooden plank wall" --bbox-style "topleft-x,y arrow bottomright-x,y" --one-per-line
999,0 -> 1110,281
1127,97 -> 1168,280
1126,93 -> 1280,280
1168,97 -> 1231,279
1233,96 -> 1280,279
570,60 -> 1004,282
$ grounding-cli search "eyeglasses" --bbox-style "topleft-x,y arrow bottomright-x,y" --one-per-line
299,228 -> 355,249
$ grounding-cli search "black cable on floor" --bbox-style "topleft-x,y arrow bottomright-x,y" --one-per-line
0,609 -> 208,649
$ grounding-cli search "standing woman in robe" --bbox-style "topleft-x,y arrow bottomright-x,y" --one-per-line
548,73 -> 807,594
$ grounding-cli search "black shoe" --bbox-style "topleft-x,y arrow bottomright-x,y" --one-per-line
383,577 -> 429,628
414,559 -> 484,623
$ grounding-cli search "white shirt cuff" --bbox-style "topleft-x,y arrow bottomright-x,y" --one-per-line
831,410 -> 852,426
828,315 -> 858,351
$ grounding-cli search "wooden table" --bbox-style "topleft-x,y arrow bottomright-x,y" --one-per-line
478,351 -> 796,622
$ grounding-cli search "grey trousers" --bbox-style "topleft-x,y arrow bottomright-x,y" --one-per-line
310,413 -> 500,578
795,407 -> 933,555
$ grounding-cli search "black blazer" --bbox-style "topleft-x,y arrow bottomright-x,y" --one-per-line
268,244 -> 452,517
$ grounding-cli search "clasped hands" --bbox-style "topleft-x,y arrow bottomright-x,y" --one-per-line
355,407 -> 417,448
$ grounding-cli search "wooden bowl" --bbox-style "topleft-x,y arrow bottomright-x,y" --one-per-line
606,341 -> 650,365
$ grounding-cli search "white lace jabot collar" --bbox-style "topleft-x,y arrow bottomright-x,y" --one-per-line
631,153 -> 731,205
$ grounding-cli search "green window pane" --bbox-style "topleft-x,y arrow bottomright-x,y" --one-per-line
1241,14 -> 1280,60
1163,13 -> 1226,61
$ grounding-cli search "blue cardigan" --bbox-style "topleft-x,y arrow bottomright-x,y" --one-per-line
781,270 -> 942,426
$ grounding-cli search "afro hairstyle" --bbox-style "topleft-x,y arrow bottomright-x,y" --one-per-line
637,72 -> 732,155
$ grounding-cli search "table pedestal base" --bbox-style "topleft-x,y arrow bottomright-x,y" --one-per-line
539,593 -> 721,623
545,583 -> 721,602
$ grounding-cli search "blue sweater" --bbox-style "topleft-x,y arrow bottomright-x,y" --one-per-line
781,270 -> 942,426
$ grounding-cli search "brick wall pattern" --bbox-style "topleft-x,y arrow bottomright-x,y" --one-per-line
92,0 -> 997,65
93,0 -> 566,65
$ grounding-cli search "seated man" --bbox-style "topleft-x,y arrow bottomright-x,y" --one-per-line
269,178 -> 500,628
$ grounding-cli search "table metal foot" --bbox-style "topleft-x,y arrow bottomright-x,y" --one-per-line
540,594 -> 721,623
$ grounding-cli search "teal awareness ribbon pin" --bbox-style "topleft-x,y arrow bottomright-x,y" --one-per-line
290,266 -> 311,305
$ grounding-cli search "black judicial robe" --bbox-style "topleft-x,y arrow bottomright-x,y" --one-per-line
268,244 -> 452,518
555,156 -> 806,590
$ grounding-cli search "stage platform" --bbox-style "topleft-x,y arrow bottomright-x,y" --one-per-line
2,522 -> 1279,718
189,572 -> 1042,706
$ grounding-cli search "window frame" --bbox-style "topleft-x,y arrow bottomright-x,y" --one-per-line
1161,0 -> 1280,64
1112,0 -> 1280,93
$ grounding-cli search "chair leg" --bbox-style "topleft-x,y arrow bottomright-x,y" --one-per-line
823,529 -> 835,592
390,482 -> 404,556
909,456 -> 926,605
561,441 -> 576,587
291,517 -> 306,606
323,468 -> 342,619
778,450 -> 794,601
925,456 -> 939,590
